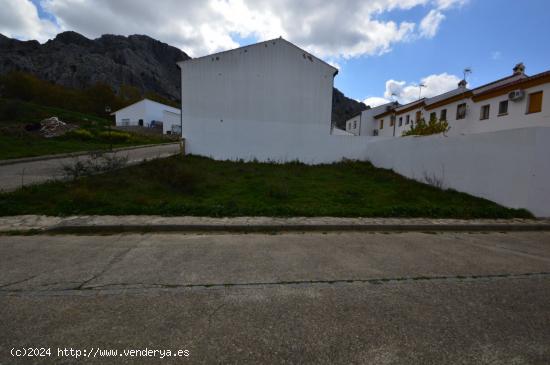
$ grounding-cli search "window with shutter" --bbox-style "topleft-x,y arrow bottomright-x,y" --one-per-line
527,91 -> 543,114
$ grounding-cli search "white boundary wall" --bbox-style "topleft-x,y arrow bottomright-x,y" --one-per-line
364,127 -> 550,217
184,120 -> 374,164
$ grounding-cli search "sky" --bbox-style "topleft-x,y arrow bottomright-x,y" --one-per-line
1,0 -> 549,106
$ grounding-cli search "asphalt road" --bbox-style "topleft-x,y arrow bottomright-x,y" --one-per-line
0,143 -> 180,192
1,231 -> 549,364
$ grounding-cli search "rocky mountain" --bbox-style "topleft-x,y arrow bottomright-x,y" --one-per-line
0,31 -> 365,126
332,88 -> 368,129
0,31 -> 189,101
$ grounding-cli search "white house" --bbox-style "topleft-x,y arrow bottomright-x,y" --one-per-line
346,64 -> 550,138
345,102 -> 398,136
345,114 -> 361,135
112,98 -> 181,134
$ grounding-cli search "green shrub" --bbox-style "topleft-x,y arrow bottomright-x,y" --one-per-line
98,130 -> 132,143
67,128 -> 94,140
150,158 -> 198,194
0,99 -> 25,121
402,115 -> 450,136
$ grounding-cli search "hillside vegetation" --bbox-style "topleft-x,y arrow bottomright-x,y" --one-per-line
0,97 -> 169,159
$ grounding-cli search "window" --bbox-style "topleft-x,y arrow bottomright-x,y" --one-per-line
399,117 -> 403,126
380,119 -> 384,129
353,121 -> 357,129
440,109 -> 447,121
456,103 -> 467,120
480,104 -> 490,120
121,118 -> 130,126
415,111 -> 422,122
390,117 -> 395,127
527,91 -> 543,114
498,100 -> 508,116
429,112 -> 436,121
406,115 -> 410,124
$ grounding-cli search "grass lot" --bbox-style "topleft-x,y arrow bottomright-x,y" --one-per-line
0,155 -> 532,218
0,98 -> 169,160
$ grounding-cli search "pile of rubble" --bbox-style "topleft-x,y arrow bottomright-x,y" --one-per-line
39,117 -> 77,138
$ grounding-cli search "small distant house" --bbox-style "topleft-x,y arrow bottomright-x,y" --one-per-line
344,102 -> 399,136
111,98 -> 181,135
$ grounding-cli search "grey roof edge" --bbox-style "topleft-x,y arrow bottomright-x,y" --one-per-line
176,37 -> 338,75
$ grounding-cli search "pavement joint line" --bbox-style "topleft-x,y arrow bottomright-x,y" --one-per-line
1,223 -> 550,235
75,240 -> 140,290
2,272 -> 549,295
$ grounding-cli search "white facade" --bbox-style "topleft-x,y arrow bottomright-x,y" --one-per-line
345,115 -> 361,135
343,102 -> 398,137
178,38 -> 346,162
374,100 -> 425,138
457,83 -> 550,135
365,127 -> 550,217
361,66 -> 550,138
112,99 -> 180,134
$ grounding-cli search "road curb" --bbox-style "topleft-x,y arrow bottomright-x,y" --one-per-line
0,142 -> 180,166
14,222 -> 550,234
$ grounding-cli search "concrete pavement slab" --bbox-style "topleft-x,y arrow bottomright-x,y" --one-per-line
1,278 -> 549,364
1,232 -> 549,291
1,231 -> 549,364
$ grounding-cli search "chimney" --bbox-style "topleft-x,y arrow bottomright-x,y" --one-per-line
513,62 -> 525,75
458,79 -> 467,88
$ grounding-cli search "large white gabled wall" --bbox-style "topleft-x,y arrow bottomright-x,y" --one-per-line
178,38 -> 373,163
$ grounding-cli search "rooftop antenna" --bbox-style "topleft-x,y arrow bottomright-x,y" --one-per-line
418,83 -> 426,100
463,67 -> 472,82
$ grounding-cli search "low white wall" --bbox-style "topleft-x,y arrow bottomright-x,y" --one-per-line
365,127 -> 550,217
184,118 -> 373,164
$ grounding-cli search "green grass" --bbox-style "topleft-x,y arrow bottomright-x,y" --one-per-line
0,155 -> 532,218
0,98 -> 170,160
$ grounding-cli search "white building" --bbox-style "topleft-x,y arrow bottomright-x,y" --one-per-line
111,98 -> 181,134
345,102 -> 398,136
176,38 -> 375,163
347,64 -> 550,137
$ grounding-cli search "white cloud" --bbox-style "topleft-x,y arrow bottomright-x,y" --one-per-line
363,96 -> 391,107
419,9 -> 445,38
435,0 -> 468,10
491,51 -> 502,60
367,73 -> 461,105
0,0 -> 465,59
327,60 -> 341,71
0,0 -> 59,42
